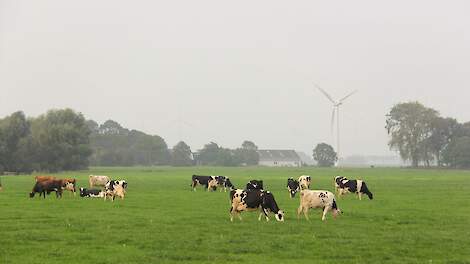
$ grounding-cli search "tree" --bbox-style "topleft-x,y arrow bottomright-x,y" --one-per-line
31,109 -> 92,171
0,111 -> 33,172
386,102 -> 439,167
424,117 -> 458,166
442,136 -> 470,168
198,142 -> 220,166
234,140 -> 259,166
171,141 -> 193,166
313,143 -> 337,167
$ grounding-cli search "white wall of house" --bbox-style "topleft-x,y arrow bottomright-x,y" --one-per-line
259,160 -> 301,167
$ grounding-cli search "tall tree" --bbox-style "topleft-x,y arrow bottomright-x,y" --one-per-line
171,141 -> 193,166
424,117 -> 458,166
386,102 -> 438,167
235,140 -> 259,166
442,136 -> 470,168
198,142 -> 220,166
31,109 -> 92,171
313,143 -> 337,167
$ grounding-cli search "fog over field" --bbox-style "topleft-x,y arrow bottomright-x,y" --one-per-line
1,0 -> 469,156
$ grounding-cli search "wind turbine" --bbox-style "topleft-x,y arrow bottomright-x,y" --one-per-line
314,82 -> 357,166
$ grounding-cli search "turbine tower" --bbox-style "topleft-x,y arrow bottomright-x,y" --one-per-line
315,83 -> 357,166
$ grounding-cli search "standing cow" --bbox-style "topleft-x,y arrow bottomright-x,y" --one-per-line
29,179 -> 67,199
191,175 -> 218,191
287,177 -> 300,198
89,175 -> 110,188
334,176 -> 373,200
229,189 -> 284,222
298,175 -> 311,190
297,190 -> 341,221
35,176 -> 77,196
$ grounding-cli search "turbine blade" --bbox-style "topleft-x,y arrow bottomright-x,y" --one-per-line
339,90 -> 357,103
314,83 -> 336,104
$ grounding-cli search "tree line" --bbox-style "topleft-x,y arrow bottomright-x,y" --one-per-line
386,101 -> 470,168
0,109 -> 260,173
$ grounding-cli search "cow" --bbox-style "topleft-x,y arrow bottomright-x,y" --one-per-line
103,180 -> 128,201
334,176 -> 373,200
298,175 -> 311,190
245,180 -> 263,190
229,189 -> 284,222
297,190 -> 341,221
89,175 -> 110,188
79,187 -> 105,198
224,177 -> 235,191
214,176 -> 234,192
104,184 -> 126,201
0,177 -> 2,191
191,175 -> 218,191
29,179 -> 67,199
287,177 -> 300,198
35,176 -> 77,196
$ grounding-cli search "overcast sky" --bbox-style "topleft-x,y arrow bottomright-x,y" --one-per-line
1,1 -> 470,157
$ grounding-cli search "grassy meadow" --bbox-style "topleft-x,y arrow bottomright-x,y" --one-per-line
0,167 -> 469,264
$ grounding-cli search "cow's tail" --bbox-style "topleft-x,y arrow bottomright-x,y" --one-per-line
361,182 -> 373,200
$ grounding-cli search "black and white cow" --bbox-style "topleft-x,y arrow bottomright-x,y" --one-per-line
229,189 -> 284,222
79,187 -> 105,198
191,175 -> 218,191
245,180 -> 263,190
224,177 -> 235,191
334,176 -> 373,200
104,180 -> 128,201
297,190 -> 341,221
287,177 -> 300,198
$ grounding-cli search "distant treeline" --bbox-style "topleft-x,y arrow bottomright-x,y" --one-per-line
0,109 -> 259,173
386,101 -> 470,168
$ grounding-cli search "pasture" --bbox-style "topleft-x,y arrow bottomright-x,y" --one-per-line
0,167 -> 469,264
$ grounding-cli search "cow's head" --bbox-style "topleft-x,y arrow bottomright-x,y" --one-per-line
29,192 -> 35,198
79,187 -> 86,197
208,177 -> 218,191
287,178 -> 300,198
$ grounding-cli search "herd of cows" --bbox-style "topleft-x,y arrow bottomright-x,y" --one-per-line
0,173 -> 373,222
191,174 -> 374,222
28,175 -> 128,201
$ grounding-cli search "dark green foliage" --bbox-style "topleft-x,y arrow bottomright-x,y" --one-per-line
171,141 -> 193,166
197,141 -> 259,166
0,109 -> 91,172
313,143 -> 337,167
89,120 -> 170,166
442,136 -> 470,168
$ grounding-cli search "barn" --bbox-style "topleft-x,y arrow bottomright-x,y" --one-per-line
257,149 -> 302,167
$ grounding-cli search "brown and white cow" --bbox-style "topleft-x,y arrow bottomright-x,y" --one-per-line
191,175 -> 218,191
104,184 -> 126,201
30,179 -> 68,199
297,190 -> 341,221
89,175 -> 110,188
35,176 -> 77,196
298,175 -> 311,190
229,189 -> 284,222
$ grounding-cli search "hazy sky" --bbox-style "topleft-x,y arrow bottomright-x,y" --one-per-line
1,1 -> 470,157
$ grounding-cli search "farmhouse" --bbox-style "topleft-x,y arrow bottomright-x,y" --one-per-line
257,149 -> 302,167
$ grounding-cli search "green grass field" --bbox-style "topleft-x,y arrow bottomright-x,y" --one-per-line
0,167 -> 469,264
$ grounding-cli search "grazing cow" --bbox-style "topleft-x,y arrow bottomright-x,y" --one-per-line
245,180 -> 263,190
79,187 -> 105,198
224,177 -> 235,191
229,189 -> 284,222
36,176 -> 76,196
191,175 -> 218,191
215,176 -> 234,192
287,177 -> 300,198
297,190 -> 341,221
298,175 -> 311,190
29,179 -> 67,199
89,175 -> 110,188
103,180 -> 128,201
334,176 -> 373,200
104,184 -> 126,201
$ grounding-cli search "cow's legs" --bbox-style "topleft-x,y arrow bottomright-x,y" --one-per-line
358,192 -> 362,200
303,207 -> 310,221
297,206 -> 302,219
321,207 -> 329,221
263,208 -> 270,222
